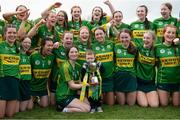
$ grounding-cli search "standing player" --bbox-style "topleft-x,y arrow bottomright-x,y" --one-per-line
130,5 -> 154,46
153,3 -> 178,44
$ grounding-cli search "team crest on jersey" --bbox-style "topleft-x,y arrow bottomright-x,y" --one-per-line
96,47 -> 100,50
117,49 -> 121,54
158,22 -> 163,25
107,45 -> 111,49
140,25 -> 144,29
160,49 -> 165,54
171,22 -> 175,25
134,24 -> 139,28
35,60 -> 40,65
48,60 -> 51,65
78,45 -> 82,49
61,51 -> 65,56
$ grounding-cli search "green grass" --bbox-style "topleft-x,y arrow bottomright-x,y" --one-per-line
13,105 -> 180,119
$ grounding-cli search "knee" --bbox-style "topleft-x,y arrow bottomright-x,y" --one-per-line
5,112 -> 15,118
40,103 -> 48,108
0,113 -> 5,119
139,102 -> 148,107
149,102 -> 159,108
160,102 -> 168,107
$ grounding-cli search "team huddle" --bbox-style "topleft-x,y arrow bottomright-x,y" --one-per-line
0,0 -> 180,118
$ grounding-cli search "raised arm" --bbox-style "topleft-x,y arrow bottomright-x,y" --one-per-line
41,2 -> 62,18
3,9 -> 29,22
27,19 -> 46,38
104,0 -> 115,15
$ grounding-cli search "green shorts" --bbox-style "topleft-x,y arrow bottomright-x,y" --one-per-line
157,83 -> 179,92
0,76 -> 19,100
56,95 -> 79,109
137,77 -> 156,93
102,75 -> 114,92
114,71 -> 137,92
19,80 -> 31,101
30,90 -> 48,97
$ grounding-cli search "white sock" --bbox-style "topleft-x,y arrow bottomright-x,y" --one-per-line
62,108 -> 69,112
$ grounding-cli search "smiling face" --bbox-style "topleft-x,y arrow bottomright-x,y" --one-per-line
16,5 -> 28,21
71,6 -> 81,21
136,6 -> 147,21
46,12 -> 57,27
57,11 -> 65,24
160,4 -> 171,19
68,47 -> 79,61
113,11 -> 123,24
119,32 -> 131,48
143,32 -> 154,48
80,27 -> 90,43
22,37 -> 31,51
92,7 -> 103,21
94,29 -> 105,43
5,27 -> 17,45
62,32 -> 73,49
164,26 -> 176,44
43,40 -> 53,55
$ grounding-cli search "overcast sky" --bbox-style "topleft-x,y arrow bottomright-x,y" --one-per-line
0,0 -> 179,24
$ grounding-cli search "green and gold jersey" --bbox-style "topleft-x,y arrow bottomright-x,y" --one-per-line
90,16 -> 111,32
153,17 -> 178,44
53,45 -> 67,67
130,20 -> 155,46
19,52 -> 31,81
90,16 -> 110,43
31,24 -> 57,48
92,40 -> 114,78
68,20 -> 91,42
56,60 -> 81,101
74,41 -> 89,66
30,51 -> 54,91
136,46 -> 156,80
51,45 -> 67,82
0,41 -> 20,78
109,22 -> 130,43
0,20 -> 6,42
114,43 -> 136,75
155,43 -> 180,84
55,24 -> 68,42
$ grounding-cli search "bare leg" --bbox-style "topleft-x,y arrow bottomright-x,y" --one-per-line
158,89 -> 169,106
40,95 -> 49,108
172,92 -> 180,106
103,92 -> 115,106
147,91 -> 159,107
6,100 -> 17,118
115,92 -> 125,105
127,91 -> 136,106
0,100 -> 6,118
137,91 -> 148,107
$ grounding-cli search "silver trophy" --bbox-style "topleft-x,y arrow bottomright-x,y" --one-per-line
89,62 -> 99,85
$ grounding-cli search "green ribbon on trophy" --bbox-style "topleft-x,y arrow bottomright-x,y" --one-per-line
80,62 -> 102,101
